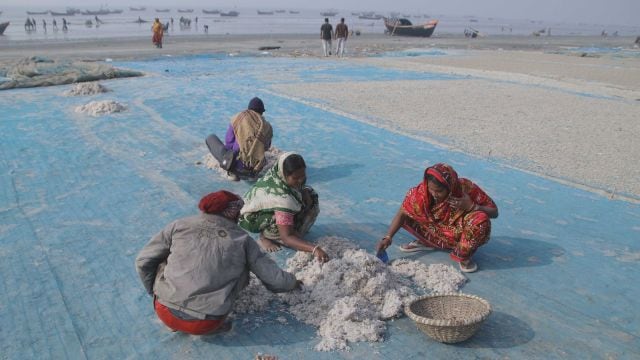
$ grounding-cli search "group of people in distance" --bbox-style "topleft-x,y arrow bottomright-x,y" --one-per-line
135,97 -> 498,335
320,17 -> 349,57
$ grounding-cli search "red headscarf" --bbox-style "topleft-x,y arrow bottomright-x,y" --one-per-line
198,191 -> 241,214
402,163 -> 464,224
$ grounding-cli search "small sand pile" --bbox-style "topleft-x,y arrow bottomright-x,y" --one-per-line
233,236 -> 467,351
75,100 -> 127,116
64,82 -> 109,96
201,146 -> 283,177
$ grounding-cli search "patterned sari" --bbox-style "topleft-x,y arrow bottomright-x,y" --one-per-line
402,163 -> 497,262
238,152 -> 319,240
152,21 -> 163,45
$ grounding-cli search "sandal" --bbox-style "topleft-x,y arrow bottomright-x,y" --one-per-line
459,259 -> 478,273
398,241 -> 434,253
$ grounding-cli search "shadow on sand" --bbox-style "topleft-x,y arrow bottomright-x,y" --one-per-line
307,163 -> 364,183
458,311 -> 535,348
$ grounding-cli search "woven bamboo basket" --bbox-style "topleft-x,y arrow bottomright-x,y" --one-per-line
404,293 -> 491,343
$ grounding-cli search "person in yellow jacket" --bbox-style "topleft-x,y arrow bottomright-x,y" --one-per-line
152,18 -> 164,48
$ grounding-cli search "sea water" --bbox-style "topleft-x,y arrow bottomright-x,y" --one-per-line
1,6 -> 639,41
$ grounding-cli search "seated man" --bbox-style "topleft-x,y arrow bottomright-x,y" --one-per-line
135,190 -> 300,335
206,97 -> 273,181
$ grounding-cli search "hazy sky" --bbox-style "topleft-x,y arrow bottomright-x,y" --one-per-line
4,1 -> 639,26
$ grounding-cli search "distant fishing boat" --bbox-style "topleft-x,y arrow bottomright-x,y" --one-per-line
202,9 -> 220,14
0,22 -> 9,35
27,11 -> 49,15
275,10 -> 286,13
177,9 -> 194,13
220,11 -> 239,17
359,14 -> 383,20
129,7 -> 146,11
50,10 -> 75,16
81,9 -> 121,15
156,9 -> 170,13
320,11 -> 338,16
289,10 -> 300,14
257,10 -> 274,15
383,18 -> 438,37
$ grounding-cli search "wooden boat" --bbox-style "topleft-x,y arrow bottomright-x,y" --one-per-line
257,10 -> 274,15
220,11 -> 239,17
320,11 -> 338,16
155,9 -> 170,13
289,11 -> 300,14
27,11 -> 49,15
177,9 -> 194,13
129,7 -> 146,11
359,14 -> 383,20
0,22 -> 9,35
81,9 -> 112,15
383,18 -> 438,37
275,10 -> 286,13
51,11 -> 75,16
202,9 -> 220,14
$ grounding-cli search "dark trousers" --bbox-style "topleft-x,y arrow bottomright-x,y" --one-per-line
205,134 -> 234,171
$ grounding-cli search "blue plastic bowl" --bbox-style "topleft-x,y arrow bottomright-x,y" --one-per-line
376,250 -> 389,264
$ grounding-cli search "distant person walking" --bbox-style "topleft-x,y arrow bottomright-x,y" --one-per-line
152,18 -> 164,48
62,18 -> 68,32
52,19 -> 58,31
334,18 -> 348,57
320,18 -> 333,57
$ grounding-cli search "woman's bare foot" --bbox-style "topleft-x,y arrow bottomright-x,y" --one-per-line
259,236 -> 282,252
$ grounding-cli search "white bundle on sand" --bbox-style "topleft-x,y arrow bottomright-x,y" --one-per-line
233,236 -> 467,351
75,100 -> 127,116
64,82 -> 109,96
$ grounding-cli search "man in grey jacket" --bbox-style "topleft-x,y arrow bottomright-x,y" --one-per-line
136,190 -> 300,335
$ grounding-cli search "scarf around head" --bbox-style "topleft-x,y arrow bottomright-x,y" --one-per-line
402,163 -> 465,224
199,190 -> 242,215
231,109 -> 273,172
240,151 -> 303,215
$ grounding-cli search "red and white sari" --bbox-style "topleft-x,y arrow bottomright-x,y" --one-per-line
401,163 -> 497,262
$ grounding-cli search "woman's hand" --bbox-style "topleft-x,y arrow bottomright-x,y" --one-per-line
376,235 -> 392,253
313,247 -> 329,263
448,193 -> 476,212
301,188 -> 314,207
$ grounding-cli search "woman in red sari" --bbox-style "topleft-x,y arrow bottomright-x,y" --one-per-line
376,163 -> 498,273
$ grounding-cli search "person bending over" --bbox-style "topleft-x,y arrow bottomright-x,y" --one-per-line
376,163 -> 498,273
135,190 -> 300,335
239,152 -> 329,263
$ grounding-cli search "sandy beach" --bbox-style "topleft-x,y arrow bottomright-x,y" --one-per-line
2,30 -> 640,358
1,33 -> 639,199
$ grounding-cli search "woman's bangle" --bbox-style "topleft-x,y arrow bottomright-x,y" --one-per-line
382,235 -> 392,241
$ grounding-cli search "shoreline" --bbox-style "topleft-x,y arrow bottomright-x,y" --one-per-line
1,33 -> 638,63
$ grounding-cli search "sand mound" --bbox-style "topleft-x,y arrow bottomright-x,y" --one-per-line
64,82 -> 109,96
233,236 -> 467,351
75,100 -> 127,116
